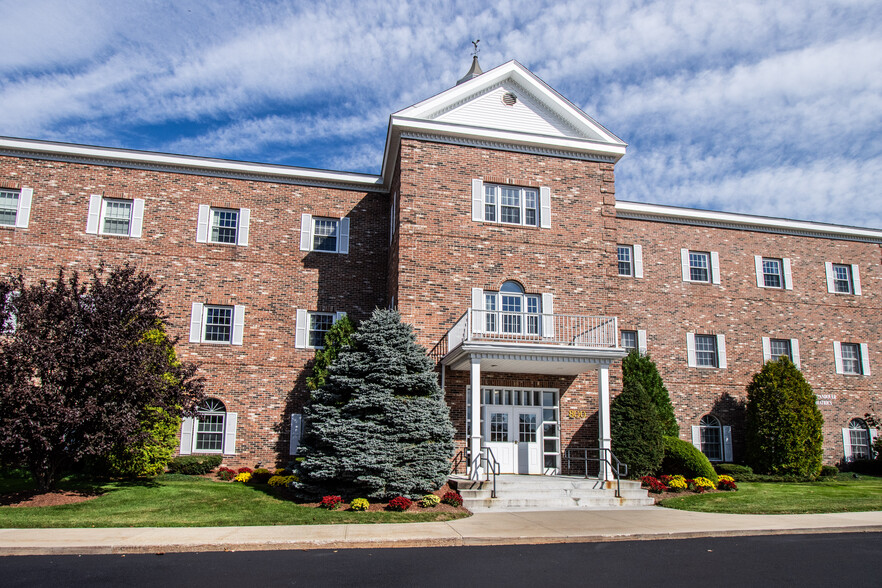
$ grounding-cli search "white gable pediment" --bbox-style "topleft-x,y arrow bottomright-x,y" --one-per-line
382,60 -> 627,187
431,81 -> 599,140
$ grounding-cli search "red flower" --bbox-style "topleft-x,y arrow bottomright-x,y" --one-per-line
441,491 -> 463,507
387,496 -> 413,511
319,495 -> 343,510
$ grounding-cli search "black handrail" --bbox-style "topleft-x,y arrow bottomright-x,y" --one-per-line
563,447 -> 628,498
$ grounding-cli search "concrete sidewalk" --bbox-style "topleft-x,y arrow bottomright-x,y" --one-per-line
2,508 -> 882,555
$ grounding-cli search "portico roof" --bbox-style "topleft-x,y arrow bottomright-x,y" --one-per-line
443,341 -> 627,375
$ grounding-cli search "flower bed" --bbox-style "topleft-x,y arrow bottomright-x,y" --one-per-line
643,472 -> 739,501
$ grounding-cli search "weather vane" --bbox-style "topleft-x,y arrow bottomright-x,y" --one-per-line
471,39 -> 480,57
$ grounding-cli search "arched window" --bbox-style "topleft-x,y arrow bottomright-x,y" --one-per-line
484,281 -> 540,335
699,415 -> 723,462
195,398 -> 226,453
846,419 -> 872,461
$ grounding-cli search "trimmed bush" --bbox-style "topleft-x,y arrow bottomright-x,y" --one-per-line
820,465 -> 839,477
745,357 -> 824,477
611,379 -> 664,477
848,459 -> 882,476
621,350 -> 679,436
267,475 -> 298,487
251,468 -> 273,483
714,463 -> 753,476
166,454 -> 222,475
661,436 -> 718,484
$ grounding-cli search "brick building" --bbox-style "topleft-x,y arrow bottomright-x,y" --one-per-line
1,59 -> 879,476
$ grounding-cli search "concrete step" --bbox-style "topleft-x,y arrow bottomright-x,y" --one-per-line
449,474 -> 654,511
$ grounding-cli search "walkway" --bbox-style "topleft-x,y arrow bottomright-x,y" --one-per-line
3,508 -> 882,555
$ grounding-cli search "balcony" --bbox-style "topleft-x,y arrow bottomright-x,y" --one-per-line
430,309 -> 626,375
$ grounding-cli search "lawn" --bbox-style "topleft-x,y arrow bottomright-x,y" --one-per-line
0,473 -> 469,528
660,474 -> 882,514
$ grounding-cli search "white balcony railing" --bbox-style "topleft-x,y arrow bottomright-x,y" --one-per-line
430,309 -> 619,362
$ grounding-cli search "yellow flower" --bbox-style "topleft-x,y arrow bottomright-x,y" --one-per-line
717,474 -> 735,483
233,472 -> 252,483
350,498 -> 369,511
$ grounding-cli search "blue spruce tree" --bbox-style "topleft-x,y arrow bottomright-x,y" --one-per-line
293,309 -> 455,500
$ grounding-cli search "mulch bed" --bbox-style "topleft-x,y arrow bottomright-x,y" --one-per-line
1,489 -> 104,508
650,488 -> 729,503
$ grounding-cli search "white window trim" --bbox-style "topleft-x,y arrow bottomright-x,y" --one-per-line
618,244 -> 643,278
86,195 -> 145,238
471,179 -> 551,228
179,410 -> 238,456
196,204 -> 250,246
294,309 -> 347,349
762,337 -> 800,367
755,256 -> 792,290
681,249 -> 719,284
692,417 -> 732,463
687,332 -> 726,368
826,262 -> 861,295
188,302 -> 245,345
1,186 -> 32,228
299,213 -> 350,254
834,341 -> 870,375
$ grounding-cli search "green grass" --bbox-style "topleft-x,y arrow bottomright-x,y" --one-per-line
660,474 -> 882,514
0,473 -> 469,528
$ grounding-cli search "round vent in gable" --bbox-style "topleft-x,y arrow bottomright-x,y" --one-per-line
501,92 -> 518,106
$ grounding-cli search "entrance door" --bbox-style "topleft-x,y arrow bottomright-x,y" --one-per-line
482,405 -> 542,474
483,406 -> 516,473
515,408 -> 542,474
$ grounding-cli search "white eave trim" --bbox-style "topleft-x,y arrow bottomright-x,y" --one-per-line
0,136 -> 385,193
616,201 -> 882,243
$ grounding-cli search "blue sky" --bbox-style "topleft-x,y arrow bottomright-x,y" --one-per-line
1,0 -> 880,227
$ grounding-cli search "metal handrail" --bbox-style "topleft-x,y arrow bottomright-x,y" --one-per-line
563,447 -> 629,498
471,444 -> 500,498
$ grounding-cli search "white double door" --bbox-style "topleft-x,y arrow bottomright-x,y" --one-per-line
482,405 -> 542,474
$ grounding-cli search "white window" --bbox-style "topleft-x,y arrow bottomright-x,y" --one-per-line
620,330 -> 637,351
687,333 -> 727,368
620,329 -> 647,354
471,285 -> 554,339
843,419 -> 876,462
196,204 -> 250,246
618,245 -> 644,278
755,256 -> 792,290
0,187 -> 32,228
825,262 -> 861,295
86,195 -> 144,238
294,309 -> 347,349
299,213 -> 350,254
681,249 -> 720,284
179,398 -> 238,455
692,416 -> 732,462
471,179 -> 551,228
762,337 -> 801,367
188,303 -> 245,345
834,341 -> 870,375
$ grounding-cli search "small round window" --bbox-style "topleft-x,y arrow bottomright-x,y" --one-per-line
502,92 -> 517,106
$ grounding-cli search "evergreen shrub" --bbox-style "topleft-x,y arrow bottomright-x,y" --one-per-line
611,379 -> 664,477
166,455 -> 222,475
621,350 -> 679,436
661,436 -> 718,484
293,309 -> 455,500
819,465 -> 839,477
251,468 -> 273,483
745,357 -> 824,477
714,463 -> 753,476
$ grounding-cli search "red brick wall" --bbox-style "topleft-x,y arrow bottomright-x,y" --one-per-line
616,217 -> 882,463
0,155 -> 389,467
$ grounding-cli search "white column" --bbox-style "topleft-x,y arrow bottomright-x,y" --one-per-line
597,364 -> 612,481
470,357 -> 483,480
